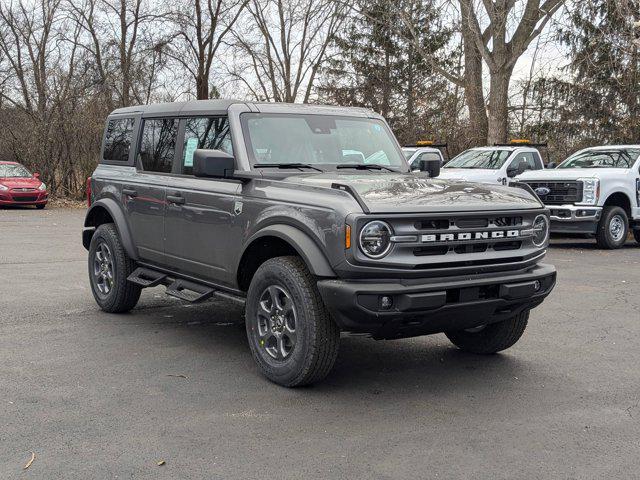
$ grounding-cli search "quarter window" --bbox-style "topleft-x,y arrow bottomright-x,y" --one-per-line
182,117 -> 232,174
103,118 -> 135,162
138,118 -> 179,173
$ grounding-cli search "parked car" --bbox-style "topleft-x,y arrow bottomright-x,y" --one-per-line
83,100 -> 556,386
402,142 -> 447,168
518,145 -> 640,249
439,142 -> 546,185
0,161 -> 48,209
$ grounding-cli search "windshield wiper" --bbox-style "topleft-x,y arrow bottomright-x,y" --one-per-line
254,163 -> 324,172
335,164 -> 398,172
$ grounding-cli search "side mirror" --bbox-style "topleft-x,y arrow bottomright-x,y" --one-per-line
193,149 -> 236,178
418,159 -> 440,178
546,162 -> 557,169
33,172 -> 40,178
507,161 -> 527,178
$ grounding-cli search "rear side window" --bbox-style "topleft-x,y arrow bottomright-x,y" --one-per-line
182,117 -> 233,174
511,152 -> 538,171
103,118 -> 135,162
138,118 -> 178,173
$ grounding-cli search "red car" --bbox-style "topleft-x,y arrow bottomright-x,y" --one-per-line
0,161 -> 48,209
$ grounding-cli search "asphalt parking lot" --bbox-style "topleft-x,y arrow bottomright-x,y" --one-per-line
1,207 -> 639,479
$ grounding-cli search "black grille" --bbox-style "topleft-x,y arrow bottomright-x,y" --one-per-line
13,195 -> 38,202
522,181 -> 583,205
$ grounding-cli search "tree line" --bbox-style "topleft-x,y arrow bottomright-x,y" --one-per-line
0,0 -> 637,197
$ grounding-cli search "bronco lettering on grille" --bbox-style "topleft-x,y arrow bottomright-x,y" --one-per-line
421,230 -> 520,243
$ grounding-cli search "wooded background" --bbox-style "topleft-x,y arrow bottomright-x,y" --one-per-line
0,0 -> 638,197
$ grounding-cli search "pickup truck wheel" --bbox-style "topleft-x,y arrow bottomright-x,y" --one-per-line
88,223 -> 141,313
445,310 -> 529,354
245,256 -> 340,387
596,206 -> 628,249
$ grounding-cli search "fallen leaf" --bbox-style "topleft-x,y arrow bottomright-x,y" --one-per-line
157,460 -> 166,466
23,452 -> 35,470
166,374 -> 188,379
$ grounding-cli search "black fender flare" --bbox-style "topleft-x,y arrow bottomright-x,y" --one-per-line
243,224 -> 336,277
83,198 -> 138,260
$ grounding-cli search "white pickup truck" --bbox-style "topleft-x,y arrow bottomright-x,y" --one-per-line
518,145 -> 640,249
438,144 -> 545,185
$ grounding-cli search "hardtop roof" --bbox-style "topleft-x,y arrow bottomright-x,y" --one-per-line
109,100 -> 377,118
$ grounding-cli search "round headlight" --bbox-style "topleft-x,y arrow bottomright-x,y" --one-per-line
359,221 -> 392,258
531,214 -> 549,247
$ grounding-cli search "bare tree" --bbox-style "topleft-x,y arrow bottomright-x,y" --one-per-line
231,0 -> 346,103
167,0 -> 249,100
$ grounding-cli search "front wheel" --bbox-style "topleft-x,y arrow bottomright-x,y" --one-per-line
596,206 -> 628,249
245,256 -> 340,387
633,229 -> 640,245
88,223 -> 141,313
445,311 -> 529,354
36,204 -> 46,210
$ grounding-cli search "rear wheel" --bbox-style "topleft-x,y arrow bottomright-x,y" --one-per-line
596,206 -> 628,249
445,311 -> 529,354
245,256 -> 340,387
88,223 -> 141,313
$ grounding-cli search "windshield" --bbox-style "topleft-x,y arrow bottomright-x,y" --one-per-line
0,164 -> 32,178
558,149 -> 640,169
443,149 -> 511,169
242,113 -> 407,171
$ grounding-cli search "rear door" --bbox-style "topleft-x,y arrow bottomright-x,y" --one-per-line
163,116 -> 241,287
124,117 -> 179,265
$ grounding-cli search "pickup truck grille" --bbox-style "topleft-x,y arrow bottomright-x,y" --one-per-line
520,181 -> 583,205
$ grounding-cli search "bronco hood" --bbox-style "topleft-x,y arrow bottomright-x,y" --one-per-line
281,172 -> 542,213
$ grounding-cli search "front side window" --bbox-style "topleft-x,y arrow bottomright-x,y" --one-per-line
103,118 -> 135,162
241,113 -> 407,171
0,164 -> 32,178
510,152 -> 537,171
182,117 -> 233,174
558,149 -> 640,169
444,149 -> 511,169
138,118 -> 178,173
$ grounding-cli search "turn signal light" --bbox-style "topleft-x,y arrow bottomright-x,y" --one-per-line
345,224 -> 351,249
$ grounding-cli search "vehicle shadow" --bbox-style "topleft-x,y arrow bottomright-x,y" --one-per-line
126,295 -> 551,397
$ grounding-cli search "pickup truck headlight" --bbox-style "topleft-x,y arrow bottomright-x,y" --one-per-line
359,221 -> 392,258
578,178 -> 599,205
38,182 -> 46,191
531,214 -> 549,247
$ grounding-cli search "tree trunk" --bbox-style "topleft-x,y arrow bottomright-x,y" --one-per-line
487,66 -> 514,145
196,73 -> 209,100
462,38 -> 488,146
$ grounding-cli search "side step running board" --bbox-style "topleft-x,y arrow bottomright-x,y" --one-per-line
127,267 -> 167,287
127,265 -> 245,305
165,279 -> 215,303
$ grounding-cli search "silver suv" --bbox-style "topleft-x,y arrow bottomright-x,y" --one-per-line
82,100 -> 556,386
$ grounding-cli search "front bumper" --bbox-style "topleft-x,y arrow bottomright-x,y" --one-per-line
548,204 -> 601,234
0,191 -> 48,205
317,263 -> 556,340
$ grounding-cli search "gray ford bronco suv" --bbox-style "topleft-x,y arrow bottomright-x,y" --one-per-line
83,100 -> 556,386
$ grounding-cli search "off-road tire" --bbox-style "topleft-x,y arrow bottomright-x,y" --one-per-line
596,206 -> 628,249
245,256 -> 340,387
36,204 -> 46,210
88,223 -> 141,313
445,310 -> 529,354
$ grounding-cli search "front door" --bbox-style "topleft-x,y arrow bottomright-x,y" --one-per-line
163,116 -> 242,287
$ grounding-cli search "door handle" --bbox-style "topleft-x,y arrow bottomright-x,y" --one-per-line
122,188 -> 137,197
167,194 -> 185,205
